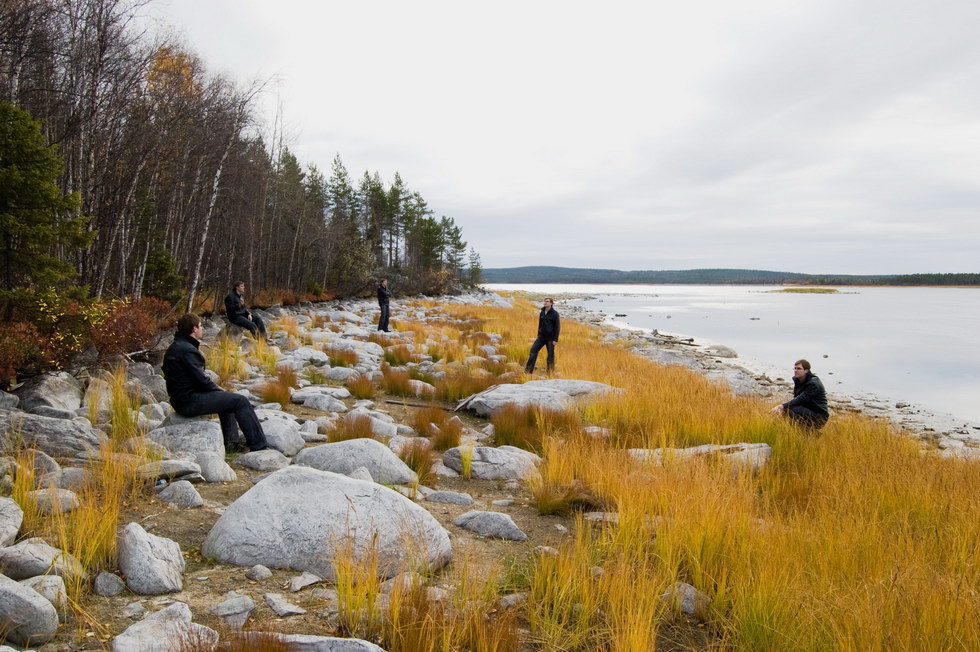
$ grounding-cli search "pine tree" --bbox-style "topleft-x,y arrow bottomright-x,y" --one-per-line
0,102 -> 93,293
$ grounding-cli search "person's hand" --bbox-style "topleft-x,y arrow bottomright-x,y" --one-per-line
552,341 -> 558,346
770,404 -> 783,414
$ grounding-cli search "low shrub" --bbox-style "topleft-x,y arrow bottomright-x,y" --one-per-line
324,345 -> 358,367
411,407 -> 463,451
329,413 -> 377,442
398,439 -> 435,487
433,367 -> 500,402
384,344 -> 416,366
491,404 -> 582,454
0,321 -> 43,386
87,297 -> 174,356
380,364 -> 413,397
346,374 -> 376,399
276,364 -> 299,388
258,379 -> 292,406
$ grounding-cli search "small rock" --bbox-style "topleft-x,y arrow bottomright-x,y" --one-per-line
289,571 -> 322,592
211,591 -> 255,630
264,592 -> 306,617
94,571 -> 126,597
246,565 -> 273,581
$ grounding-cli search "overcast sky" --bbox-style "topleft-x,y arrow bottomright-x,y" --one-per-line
145,0 -> 980,274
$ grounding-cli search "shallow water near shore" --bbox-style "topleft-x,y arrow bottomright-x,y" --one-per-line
486,283 -> 980,425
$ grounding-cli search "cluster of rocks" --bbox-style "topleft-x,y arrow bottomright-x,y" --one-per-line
0,291 -> 764,648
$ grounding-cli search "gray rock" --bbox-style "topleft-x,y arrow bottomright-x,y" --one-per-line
498,592 -> 527,610
31,405 -> 76,419
294,438 -> 417,485
193,450 -> 237,482
259,417 -> 305,457
426,491 -> 474,506
136,459 -> 202,482
0,390 -> 19,409
326,367 -> 359,381
117,522 -> 184,595
453,510 -> 527,541
211,590 -> 254,630
20,574 -> 68,620
120,601 -> 145,619
156,480 -> 204,508
237,448 -> 291,471
0,412 -> 106,459
0,572 -> 59,646
0,537 -> 84,582
111,602 -> 218,652
661,581 -> 711,619
245,564 -> 272,581
93,571 -> 127,597
14,371 -> 83,413
442,446 -> 540,480
147,421 -> 223,455
40,466 -> 93,492
273,634 -> 386,651
303,394 -> 349,413
628,442 -> 772,474
289,571 -> 322,592
26,487 -> 79,514
264,592 -> 306,617
457,379 -> 619,417
0,496 -> 23,547
202,466 -> 451,580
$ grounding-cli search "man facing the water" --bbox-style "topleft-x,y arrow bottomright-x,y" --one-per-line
163,313 -> 270,453
525,297 -> 560,374
771,359 -> 829,429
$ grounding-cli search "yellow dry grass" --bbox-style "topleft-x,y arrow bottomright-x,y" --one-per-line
435,297 -> 980,650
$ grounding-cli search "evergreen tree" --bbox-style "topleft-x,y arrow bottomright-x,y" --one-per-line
0,102 -> 93,292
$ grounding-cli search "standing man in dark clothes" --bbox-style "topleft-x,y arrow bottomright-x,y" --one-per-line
771,359 -> 830,429
224,281 -> 266,337
163,313 -> 270,453
377,279 -> 392,332
525,297 -> 560,374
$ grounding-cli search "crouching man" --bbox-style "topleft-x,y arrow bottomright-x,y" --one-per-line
163,313 -> 270,452
771,358 -> 830,429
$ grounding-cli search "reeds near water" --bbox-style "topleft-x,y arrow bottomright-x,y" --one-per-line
432,296 -> 980,649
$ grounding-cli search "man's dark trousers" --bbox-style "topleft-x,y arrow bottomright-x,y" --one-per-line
378,305 -> 390,332
787,405 -> 828,429
230,314 -> 266,336
177,391 -> 268,450
525,338 -> 555,373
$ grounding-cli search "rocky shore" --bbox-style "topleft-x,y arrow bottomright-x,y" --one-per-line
555,297 -> 980,454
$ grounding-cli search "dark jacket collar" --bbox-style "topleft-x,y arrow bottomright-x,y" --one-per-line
174,331 -> 201,349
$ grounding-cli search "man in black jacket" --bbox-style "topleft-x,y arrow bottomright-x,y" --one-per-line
771,359 -> 829,429
525,297 -> 560,374
377,279 -> 391,332
224,281 -> 266,337
163,313 -> 269,452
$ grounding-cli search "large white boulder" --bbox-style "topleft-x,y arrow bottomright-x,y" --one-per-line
442,446 -> 541,480
0,573 -> 59,646
294,438 -> 416,485
457,379 -> 619,417
0,412 -> 106,459
202,466 -> 450,579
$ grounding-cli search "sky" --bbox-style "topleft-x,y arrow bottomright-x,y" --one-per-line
143,0 -> 980,274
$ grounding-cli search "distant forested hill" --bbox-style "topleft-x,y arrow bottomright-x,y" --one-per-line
482,267 -> 980,286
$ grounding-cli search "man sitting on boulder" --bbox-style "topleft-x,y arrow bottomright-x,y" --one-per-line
771,359 -> 829,429
224,281 -> 266,338
163,313 -> 269,452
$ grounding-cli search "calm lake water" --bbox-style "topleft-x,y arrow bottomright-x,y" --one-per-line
484,284 -> 980,424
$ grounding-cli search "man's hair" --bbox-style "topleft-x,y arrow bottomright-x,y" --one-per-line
795,359 -> 811,370
177,313 -> 202,335
233,281 -> 244,290
544,297 -> 554,304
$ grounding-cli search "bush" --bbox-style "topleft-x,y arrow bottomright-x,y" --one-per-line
346,374 -> 376,399
87,297 -> 174,356
0,322 -> 43,386
491,404 -> 582,454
